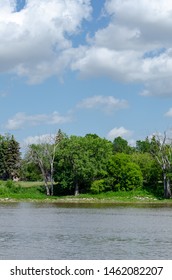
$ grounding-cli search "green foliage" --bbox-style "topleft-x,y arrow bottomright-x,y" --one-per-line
20,160 -> 42,181
107,153 -> 143,191
113,136 -> 133,154
0,131 -> 168,199
136,137 -> 151,153
131,152 -> 161,187
0,134 -> 21,180
5,179 -> 16,189
0,180 -> 164,202
0,185 -> 8,195
0,180 -> 21,195
0,180 -> 47,199
54,134 -> 114,195
90,179 -> 105,194
78,189 -> 158,202
5,180 -> 22,193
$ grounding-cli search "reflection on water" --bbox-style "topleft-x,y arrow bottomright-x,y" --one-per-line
0,202 -> 172,260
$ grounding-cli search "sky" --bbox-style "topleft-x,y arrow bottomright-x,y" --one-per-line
1,0 -> 172,148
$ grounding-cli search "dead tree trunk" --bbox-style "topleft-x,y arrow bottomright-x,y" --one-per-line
163,172 -> 171,199
151,132 -> 172,199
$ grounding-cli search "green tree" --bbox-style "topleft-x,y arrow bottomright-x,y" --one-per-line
0,134 -> 21,180
113,136 -> 132,154
136,137 -> 151,153
20,159 -> 42,181
5,135 -> 21,179
0,135 -> 6,178
55,129 -> 67,144
55,134 -> 113,195
131,152 -> 161,194
107,153 -> 143,191
55,135 -> 93,195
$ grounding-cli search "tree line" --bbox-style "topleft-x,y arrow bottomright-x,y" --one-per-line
0,130 -> 172,199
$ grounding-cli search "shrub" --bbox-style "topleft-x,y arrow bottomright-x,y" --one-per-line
90,179 -> 105,194
5,180 -> 21,193
0,186 -> 9,195
108,153 -> 143,191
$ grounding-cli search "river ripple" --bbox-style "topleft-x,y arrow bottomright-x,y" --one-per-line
0,202 -> 171,259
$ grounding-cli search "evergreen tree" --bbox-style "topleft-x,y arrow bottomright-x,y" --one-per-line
0,134 -> 21,180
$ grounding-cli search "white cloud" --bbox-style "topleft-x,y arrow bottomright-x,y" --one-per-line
77,95 -> 128,113
107,126 -> 133,141
5,111 -> 72,130
0,0 -> 92,83
72,0 -> 172,96
105,0 -> 172,23
1,0 -> 172,96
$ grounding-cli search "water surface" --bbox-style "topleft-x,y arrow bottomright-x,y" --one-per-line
0,202 -> 171,259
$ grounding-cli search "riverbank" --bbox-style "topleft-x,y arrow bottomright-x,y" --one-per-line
0,191 -> 172,206
0,180 -> 171,205
0,198 -> 172,209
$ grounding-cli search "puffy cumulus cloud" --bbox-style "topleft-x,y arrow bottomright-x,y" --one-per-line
2,0 -> 172,95
107,126 -> 133,141
105,0 -> 172,24
0,0 -> 92,83
77,95 -> 128,113
72,47 -> 144,82
5,111 -> 72,130
72,0 -> 172,96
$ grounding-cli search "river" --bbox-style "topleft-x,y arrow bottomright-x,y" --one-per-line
0,202 -> 171,259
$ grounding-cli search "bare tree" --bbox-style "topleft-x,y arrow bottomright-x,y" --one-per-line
26,134 -> 59,195
151,132 -> 172,199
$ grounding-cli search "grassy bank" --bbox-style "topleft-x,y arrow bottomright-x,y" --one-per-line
0,180 -> 46,200
0,180 -> 172,204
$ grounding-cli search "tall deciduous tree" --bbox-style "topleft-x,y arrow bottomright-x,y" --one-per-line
107,153 -> 143,191
136,137 -> 151,153
150,133 -> 172,199
26,134 -> 60,195
55,134 -> 113,195
131,151 -> 161,195
113,136 -> 132,154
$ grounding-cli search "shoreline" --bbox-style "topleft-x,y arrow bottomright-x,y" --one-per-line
0,196 -> 172,207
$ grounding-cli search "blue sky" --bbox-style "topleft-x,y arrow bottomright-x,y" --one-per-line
1,0 -> 172,147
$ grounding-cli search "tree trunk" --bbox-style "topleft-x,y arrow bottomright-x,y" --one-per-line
50,176 -> 54,196
45,182 -> 50,196
44,175 -> 50,196
163,172 -> 171,199
50,162 -> 54,196
75,181 -> 79,196
73,164 -> 79,196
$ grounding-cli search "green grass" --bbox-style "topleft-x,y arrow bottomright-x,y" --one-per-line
0,180 -> 47,199
76,189 -> 158,202
0,180 -> 171,204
